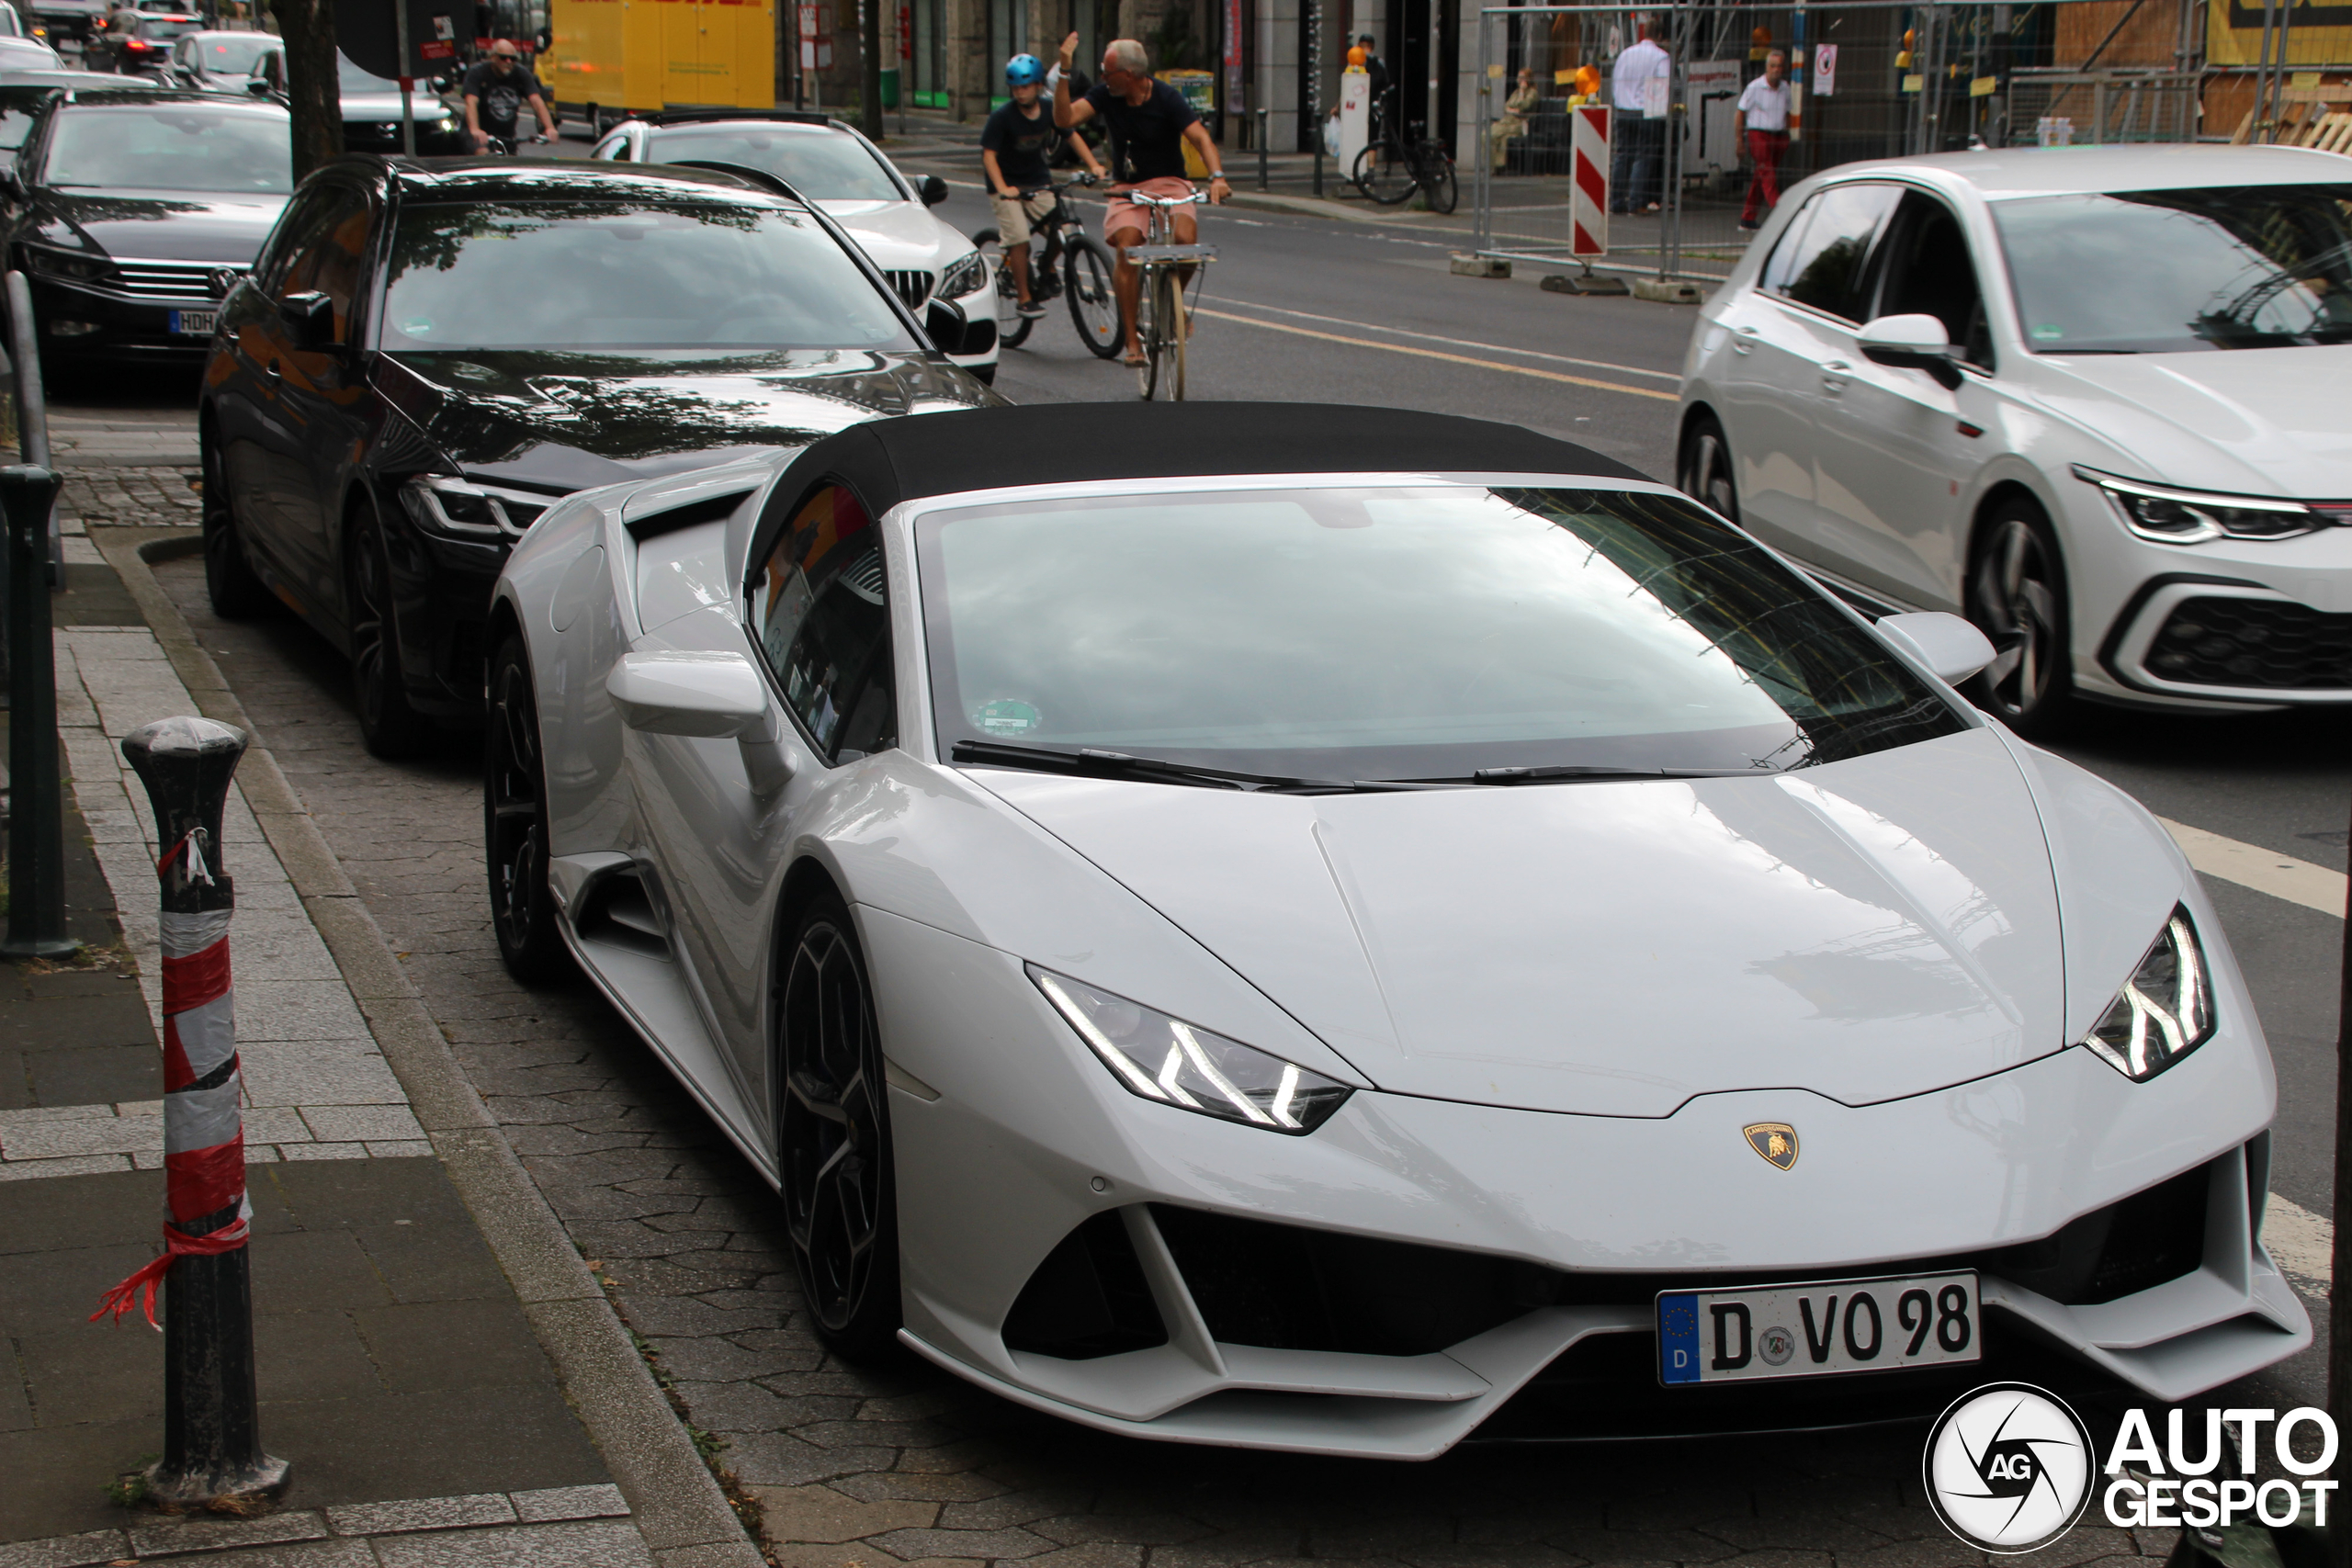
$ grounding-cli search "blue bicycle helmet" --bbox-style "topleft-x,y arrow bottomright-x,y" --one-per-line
1005,52 -> 1045,85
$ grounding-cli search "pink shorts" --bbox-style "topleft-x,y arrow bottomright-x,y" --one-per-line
1102,176 -> 1196,244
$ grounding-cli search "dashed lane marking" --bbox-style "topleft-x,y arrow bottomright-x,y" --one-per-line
1192,307 -> 1679,400
1207,298 -> 1682,380
2156,818 -> 2347,919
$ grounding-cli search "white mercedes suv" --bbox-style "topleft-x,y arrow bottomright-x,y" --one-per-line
1676,144 -> 2352,736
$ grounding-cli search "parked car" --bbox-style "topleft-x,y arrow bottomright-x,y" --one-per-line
590,111 -> 999,383
241,44 -> 469,153
159,27 -> 274,91
1677,144 -> 2352,738
88,7 -> 198,71
198,158 -> 999,758
483,398 -> 2305,1450
0,33 -> 60,67
1,85 -> 288,367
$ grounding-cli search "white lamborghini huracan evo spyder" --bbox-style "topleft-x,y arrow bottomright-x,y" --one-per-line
483,403 -> 2305,1458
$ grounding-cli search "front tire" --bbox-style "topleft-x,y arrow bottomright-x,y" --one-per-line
1965,497 -> 2079,739
485,634 -> 568,983
346,493 -> 435,760
200,427 -> 275,619
1065,235 -> 1121,360
1421,152 -> 1459,214
778,894 -> 900,1362
974,228 -> 1033,350
1677,413 -> 1740,525
1354,141 -> 1417,204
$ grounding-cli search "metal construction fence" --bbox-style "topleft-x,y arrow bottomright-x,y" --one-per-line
1471,1 -> 2207,283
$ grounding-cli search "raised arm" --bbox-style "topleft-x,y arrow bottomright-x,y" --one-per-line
1051,32 -> 1093,130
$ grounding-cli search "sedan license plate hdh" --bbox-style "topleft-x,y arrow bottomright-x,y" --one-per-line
1658,1272 -> 1980,1385
168,310 -> 217,337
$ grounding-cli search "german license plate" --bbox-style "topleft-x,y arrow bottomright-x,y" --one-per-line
167,310 -> 217,337
1657,1270 -> 1979,1385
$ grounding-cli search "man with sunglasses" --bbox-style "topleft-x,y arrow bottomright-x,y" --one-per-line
463,41 -> 556,152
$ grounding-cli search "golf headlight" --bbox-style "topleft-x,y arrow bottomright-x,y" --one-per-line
2075,467 -> 2330,543
1031,965 -> 1352,1134
25,244 -> 112,285
2081,906 -> 2214,1081
937,250 -> 988,300
400,474 -> 556,540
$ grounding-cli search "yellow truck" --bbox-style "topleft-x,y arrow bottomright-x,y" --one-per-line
542,0 -> 779,133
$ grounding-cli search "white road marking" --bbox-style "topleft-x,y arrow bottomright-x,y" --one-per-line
2266,1194 -> 2332,1292
2156,818 -> 2348,919
1193,308 -> 1679,401
1208,298 -> 1683,380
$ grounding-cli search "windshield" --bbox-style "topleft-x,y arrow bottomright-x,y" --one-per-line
136,15 -> 198,37
1996,184 -> 2352,352
0,7 -> 21,36
42,105 -> 288,193
381,197 -> 911,352
186,33 -> 267,72
645,125 -> 902,201
916,486 -> 1966,781
337,52 -> 399,92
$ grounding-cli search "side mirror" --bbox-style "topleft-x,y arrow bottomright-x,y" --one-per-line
245,73 -> 271,96
277,288 -> 334,350
1875,611 -> 1996,686
1858,312 -> 1963,390
430,73 -> 452,92
916,173 -> 948,207
924,295 -> 996,358
607,649 -> 771,738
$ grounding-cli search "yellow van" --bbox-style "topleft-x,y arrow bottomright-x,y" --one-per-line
542,0 -> 778,132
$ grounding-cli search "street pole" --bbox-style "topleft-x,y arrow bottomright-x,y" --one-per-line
395,0 -> 415,157
105,716 -> 289,1510
2,464 -> 72,961
1307,0 -> 1322,197
1257,105 -> 1268,188
5,272 -> 56,589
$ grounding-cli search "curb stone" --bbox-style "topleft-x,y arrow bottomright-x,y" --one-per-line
88,529 -> 764,1568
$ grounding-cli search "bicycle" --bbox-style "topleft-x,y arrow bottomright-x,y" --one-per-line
971,175 -> 1123,357
1123,186 -> 1215,401
1351,121 -> 1457,213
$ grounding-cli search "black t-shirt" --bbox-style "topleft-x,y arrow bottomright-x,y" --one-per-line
1081,78 -> 1197,183
980,100 -> 1056,191
462,61 -> 544,136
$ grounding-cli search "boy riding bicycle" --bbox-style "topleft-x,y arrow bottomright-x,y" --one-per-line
1050,33 -> 1228,367
982,53 -> 1104,318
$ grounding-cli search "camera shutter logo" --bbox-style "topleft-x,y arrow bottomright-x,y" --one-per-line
1924,1383 -> 2094,1552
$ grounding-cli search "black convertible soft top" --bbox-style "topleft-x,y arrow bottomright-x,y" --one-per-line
748,402 -> 1645,565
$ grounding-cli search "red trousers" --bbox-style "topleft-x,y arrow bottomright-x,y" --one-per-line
1742,130 -> 1788,224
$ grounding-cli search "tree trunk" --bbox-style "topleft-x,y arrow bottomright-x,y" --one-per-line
272,0 -> 342,184
861,0 -> 883,135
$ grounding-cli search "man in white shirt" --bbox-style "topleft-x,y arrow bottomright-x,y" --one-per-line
1608,17 -> 1669,213
1736,49 -> 1791,230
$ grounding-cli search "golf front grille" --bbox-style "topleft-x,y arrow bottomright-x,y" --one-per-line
2145,596 -> 2352,689
885,270 -> 934,310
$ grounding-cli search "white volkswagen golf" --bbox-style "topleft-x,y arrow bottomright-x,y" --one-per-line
1676,145 -> 2352,737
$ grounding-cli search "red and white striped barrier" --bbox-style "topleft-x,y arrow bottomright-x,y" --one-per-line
1572,105 -> 1611,259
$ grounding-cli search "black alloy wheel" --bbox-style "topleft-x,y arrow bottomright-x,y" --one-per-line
199,425 -> 275,618
346,494 -> 436,759
1678,414 -> 1740,525
778,894 -> 900,1361
1064,235 -> 1122,360
973,227 -> 1034,350
1966,497 -> 2079,739
485,634 -> 568,983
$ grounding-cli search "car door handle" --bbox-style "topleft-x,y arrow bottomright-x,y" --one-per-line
1820,358 -> 1850,393
263,360 -> 281,382
1731,324 -> 1758,355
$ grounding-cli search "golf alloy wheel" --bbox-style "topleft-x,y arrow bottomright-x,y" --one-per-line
1679,416 -> 1740,525
348,497 -> 435,759
1967,502 -> 2077,737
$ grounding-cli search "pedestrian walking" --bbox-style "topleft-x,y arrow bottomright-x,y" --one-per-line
1609,17 -> 1669,214
1489,66 -> 1541,172
1736,49 -> 1792,230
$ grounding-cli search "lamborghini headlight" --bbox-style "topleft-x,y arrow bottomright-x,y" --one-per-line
1030,965 -> 1352,1134
2082,906 -> 2215,1081
2075,467 -> 2330,544
937,249 -> 989,300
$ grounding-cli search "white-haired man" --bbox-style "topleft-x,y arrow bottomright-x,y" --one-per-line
1052,32 -> 1228,367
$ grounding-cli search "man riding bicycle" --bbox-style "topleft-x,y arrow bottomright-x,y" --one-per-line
983,52 -> 1104,319
464,40 -> 556,152
1050,33 -> 1228,367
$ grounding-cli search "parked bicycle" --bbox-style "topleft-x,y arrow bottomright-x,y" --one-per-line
1124,185 -> 1215,401
973,174 -> 1123,357
1351,121 -> 1458,213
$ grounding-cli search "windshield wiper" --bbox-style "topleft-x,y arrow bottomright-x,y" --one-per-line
1460,763 -> 1779,784
949,739 -> 1433,794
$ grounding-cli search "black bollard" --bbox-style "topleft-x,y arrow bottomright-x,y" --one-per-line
1258,107 -> 1269,190
3,464 -> 74,960
105,716 -> 288,1508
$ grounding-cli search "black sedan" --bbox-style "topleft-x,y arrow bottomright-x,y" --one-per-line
198,158 -> 1000,758
240,47 -> 470,155
1,85 -> 288,368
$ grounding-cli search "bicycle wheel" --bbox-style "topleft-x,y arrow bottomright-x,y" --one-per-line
1353,141 -> 1416,205
1420,152 -> 1459,214
973,229 -> 1032,350
1134,268 -> 1159,400
1064,235 -> 1122,360
1157,269 -> 1187,401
